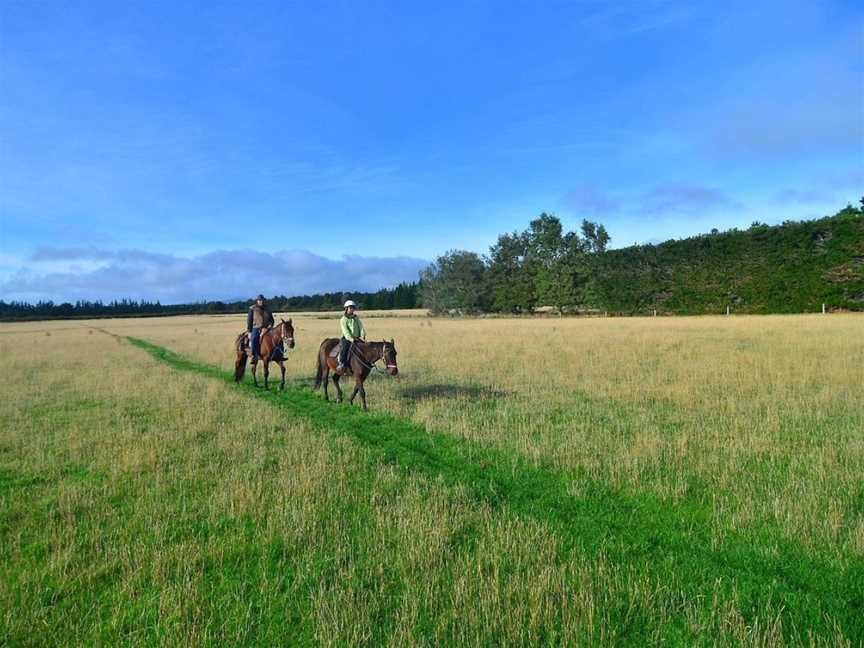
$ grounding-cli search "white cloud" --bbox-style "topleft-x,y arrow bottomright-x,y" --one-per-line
637,183 -> 740,214
1,247 -> 428,304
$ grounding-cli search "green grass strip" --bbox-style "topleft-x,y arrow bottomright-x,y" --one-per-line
128,336 -> 863,644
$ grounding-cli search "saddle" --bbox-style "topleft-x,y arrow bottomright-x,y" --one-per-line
330,342 -> 360,374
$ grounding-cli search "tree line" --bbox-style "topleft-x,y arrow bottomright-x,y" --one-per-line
419,201 -> 864,315
420,214 -> 609,314
0,282 -> 419,320
4,201 -> 861,320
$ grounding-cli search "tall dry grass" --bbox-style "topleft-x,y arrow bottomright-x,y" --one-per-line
94,312 -> 864,560
1,314 -> 861,645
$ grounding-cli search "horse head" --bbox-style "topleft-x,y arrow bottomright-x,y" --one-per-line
281,319 -> 296,349
382,338 -> 398,376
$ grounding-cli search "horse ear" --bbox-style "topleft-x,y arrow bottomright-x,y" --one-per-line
288,318 -> 292,324
391,338 -> 394,344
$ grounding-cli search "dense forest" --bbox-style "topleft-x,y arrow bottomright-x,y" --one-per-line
0,282 -> 419,320
419,201 -> 864,315
593,204 -> 864,314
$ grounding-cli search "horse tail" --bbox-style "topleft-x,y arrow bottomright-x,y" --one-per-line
234,334 -> 247,382
314,346 -> 325,389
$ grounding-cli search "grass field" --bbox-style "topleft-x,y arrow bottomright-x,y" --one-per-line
1,312 -> 862,646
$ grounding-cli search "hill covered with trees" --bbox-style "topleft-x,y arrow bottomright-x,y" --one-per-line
420,202 -> 864,315
593,204 -> 863,314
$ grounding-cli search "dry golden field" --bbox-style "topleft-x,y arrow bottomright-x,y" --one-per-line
1,312 -> 862,646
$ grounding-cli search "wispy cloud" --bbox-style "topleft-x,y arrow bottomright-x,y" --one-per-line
30,247 -> 116,262
575,1 -> 693,40
1,248 -> 428,304
771,168 -> 864,205
637,183 -> 740,214
561,184 -> 620,216
840,168 -> 864,188
559,182 -> 742,224
771,188 -> 833,205
710,99 -> 862,156
703,29 -> 863,157
262,159 -> 406,196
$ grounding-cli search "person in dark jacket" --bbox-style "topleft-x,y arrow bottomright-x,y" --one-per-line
247,294 -> 274,362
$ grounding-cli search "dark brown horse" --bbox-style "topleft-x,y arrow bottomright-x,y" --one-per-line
234,319 -> 295,389
314,338 -> 398,410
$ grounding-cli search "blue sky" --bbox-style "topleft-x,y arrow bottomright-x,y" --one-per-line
1,0 -> 862,303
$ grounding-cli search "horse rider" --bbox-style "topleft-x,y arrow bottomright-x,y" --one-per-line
247,294 -> 274,362
337,300 -> 366,373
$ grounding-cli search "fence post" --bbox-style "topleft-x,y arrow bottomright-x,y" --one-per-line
822,303 -> 826,314
726,305 -> 730,316
653,309 -> 657,317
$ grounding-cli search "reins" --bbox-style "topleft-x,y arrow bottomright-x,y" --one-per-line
349,342 -> 394,374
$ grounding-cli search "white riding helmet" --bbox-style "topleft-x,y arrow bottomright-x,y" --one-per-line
344,300 -> 357,308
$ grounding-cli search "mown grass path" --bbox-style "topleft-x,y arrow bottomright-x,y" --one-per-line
128,336 -> 863,644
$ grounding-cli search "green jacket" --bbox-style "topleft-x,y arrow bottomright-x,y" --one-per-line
340,314 -> 366,342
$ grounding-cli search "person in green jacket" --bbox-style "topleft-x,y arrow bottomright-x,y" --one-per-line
337,300 -> 366,372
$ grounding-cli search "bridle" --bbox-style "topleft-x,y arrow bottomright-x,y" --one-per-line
380,342 -> 398,370
279,321 -> 294,348
350,341 -> 397,373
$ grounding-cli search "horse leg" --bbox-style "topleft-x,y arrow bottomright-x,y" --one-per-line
323,365 -> 330,401
349,378 -> 361,406
359,384 -> 368,411
263,360 -> 270,390
332,374 -> 343,402
251,359 -> 259,387
278,360 -> 285,391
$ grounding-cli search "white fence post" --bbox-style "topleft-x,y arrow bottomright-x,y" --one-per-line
726,305 -> 730,316
822,303 -> 826,314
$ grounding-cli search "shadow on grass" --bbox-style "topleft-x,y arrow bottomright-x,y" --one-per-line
398,383 -> 509,402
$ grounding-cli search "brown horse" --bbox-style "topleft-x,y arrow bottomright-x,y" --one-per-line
234,319 -> 295,389
314,338 -> 398,410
